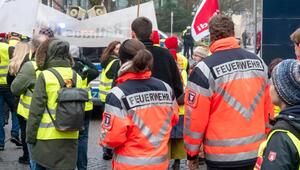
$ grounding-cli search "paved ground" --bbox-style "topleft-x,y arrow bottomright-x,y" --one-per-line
0,118 -> 206,170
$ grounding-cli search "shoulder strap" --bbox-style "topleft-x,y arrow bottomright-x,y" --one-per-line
47,68 -> 77,87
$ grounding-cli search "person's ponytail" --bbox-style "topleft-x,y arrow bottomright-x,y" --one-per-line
132,49 -> 153,72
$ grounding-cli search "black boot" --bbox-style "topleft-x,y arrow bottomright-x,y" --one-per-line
172,159 -> 180,170
18,156 -> 29,165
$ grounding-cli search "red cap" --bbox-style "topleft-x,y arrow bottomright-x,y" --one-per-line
165,36 -> 178,49
151,30 -> 160,45
0,33 -> 7,38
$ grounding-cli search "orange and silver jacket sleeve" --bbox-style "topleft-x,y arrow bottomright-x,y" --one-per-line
172,99 -> 180,127
184,64 -> 212,157
99,93 -> 129,149
264,83 -> 274,134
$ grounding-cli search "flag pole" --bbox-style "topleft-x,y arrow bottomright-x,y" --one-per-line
137,0 -> 141,17
253,0 -> 257,54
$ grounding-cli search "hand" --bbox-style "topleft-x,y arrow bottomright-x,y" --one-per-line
187,159 -> 199,170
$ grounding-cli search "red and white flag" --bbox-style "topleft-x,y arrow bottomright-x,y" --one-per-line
191,0 -> 219,41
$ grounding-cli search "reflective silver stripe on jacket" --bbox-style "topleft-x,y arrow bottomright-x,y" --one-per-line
204,133 -> 265,147
0,66 -> 7,69
187,81 -> 212,97
99,81 -> 113,87
215,71 -> 267,85
131,110 -> 172,148
184,141 -> 200,152
0,74 -> 7,77
114,154 -> 167,165
19,100 -> 30,109
184,128 -> 203,139
205,150 -> 258,162
110,86 -> 125,99
39,122 -> 55,128
215,81 -> 266,120
99,90 -> 109,95
104,104 -> 126,119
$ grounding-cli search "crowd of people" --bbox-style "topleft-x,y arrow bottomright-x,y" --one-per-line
0,15 -> 299,170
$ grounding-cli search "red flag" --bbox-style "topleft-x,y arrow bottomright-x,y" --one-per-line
191,0 -> 219,41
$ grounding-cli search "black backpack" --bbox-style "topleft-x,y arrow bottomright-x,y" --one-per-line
46,68 -> 89,132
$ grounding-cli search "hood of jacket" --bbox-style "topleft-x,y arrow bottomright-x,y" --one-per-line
36,39 -> 73,70
277,105 -> 300,132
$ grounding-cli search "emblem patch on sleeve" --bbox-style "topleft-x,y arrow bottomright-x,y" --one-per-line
102,113 -> 114,130
187,91 -> 197,107
268,151 -> 277,162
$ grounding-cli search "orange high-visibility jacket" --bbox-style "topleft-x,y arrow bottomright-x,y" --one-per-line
100,71 -> 179,170
184,37 -> 273,167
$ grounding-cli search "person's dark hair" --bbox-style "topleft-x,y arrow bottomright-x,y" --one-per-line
119,39 -> 153,72
131,49 -> 153,72
268,58 -> 283,78
131,17 -> 153,41
208,15 -> 235,43
100,41 -> 120,63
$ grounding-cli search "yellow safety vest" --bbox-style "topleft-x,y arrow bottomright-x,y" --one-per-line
179,69 -> 187,116
177,53 -> 188,71
99,59 -> 118,103
274,106 -> 281,118
8,39 -> 19,47
17,61 -> 40,119
82,78 -> 93,111
0,42 -> 9,85
255,129 -> 300,170
36,67 -> 82,140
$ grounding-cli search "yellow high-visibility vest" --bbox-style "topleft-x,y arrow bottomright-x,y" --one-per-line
0,42 -> 9,85
83,78 -> 93,111
17,61 -> 40,119
255,129 -> 300,170
99,59 -> 118,103
179,69 -> 187,116
36,67 -> 82,140
177,53 -> 188,71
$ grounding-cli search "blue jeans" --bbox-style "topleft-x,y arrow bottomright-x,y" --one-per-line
0,91 -> 19,146
27,143 -> 36,170
77,119 -> 90,170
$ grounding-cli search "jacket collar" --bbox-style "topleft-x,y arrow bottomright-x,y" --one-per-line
116,71 -> 151,85
141,40 -> 153,47
210,37 -> 240,54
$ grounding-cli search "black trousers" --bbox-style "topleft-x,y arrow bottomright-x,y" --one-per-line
17,114 -> 28,158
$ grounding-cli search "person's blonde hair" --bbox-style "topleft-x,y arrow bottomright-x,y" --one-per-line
9,42 -> 32,76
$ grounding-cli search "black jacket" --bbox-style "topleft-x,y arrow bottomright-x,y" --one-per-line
261,105 -> 300,170
101,55 -> 120,83
142,40 -> 183,99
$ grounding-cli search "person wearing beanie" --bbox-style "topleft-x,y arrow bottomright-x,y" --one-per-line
26,39 -> 83,170
151,30 -> 160,47
189,46 -> 209,74
39,27 -> 55,38
99,39 -> 179,170
255,59 -> 300,170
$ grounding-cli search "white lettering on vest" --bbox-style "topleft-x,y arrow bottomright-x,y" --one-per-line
126,91 -> 172,108
213,59 -> 264,77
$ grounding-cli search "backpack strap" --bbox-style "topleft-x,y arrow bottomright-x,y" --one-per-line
47,68 -> 77,87
48,68 -> 66,87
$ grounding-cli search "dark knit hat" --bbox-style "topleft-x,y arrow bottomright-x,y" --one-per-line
39,27 -> 54,38
272,59 -> 300,105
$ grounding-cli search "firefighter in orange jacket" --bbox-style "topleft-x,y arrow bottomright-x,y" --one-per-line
184,16 -> 273,170
99,39 -> 179,170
